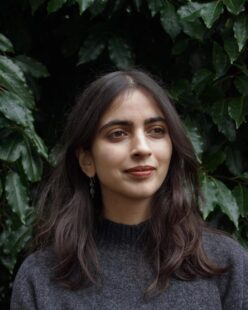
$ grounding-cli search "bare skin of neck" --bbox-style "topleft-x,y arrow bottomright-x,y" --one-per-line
101,189 -> 151,225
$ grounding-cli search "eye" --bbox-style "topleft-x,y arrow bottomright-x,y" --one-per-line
107,129 -> 128,140
148,126 -> 166,137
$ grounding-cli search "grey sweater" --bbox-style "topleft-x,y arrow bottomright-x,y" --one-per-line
11,219 -> 248,309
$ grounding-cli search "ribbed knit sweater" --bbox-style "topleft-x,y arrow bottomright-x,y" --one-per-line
11,219 -> 248,309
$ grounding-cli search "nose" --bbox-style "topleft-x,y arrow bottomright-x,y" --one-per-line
130,131 -> 152,158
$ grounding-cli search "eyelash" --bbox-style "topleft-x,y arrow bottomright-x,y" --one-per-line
107,126 -> 166,140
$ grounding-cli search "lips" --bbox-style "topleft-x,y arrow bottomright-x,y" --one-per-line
125,166 -> 155,172
125,166 -> 155,177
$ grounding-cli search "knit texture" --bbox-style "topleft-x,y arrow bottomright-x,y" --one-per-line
11,219 -> 248,310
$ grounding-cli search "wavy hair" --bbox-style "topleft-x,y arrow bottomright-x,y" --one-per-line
34,69 -> 227,297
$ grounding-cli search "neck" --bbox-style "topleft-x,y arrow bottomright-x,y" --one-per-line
101,192 -> 151,225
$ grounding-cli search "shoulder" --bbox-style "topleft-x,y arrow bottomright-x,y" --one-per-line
202,229 -> 248,266
14,247 -> 56,282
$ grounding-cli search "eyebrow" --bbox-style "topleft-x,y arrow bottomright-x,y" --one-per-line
98,116 -> 167,132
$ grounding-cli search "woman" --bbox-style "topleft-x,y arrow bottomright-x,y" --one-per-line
11,70 -> 248,309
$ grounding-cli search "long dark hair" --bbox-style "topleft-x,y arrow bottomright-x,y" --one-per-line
34,69 -> 227,296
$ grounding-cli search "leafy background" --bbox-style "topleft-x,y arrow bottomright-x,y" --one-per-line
0,0 -> 248,307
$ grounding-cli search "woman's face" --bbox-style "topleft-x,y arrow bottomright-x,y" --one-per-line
79,89 -> 172,204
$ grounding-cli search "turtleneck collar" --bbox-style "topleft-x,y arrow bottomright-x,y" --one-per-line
96,218 -> 148,247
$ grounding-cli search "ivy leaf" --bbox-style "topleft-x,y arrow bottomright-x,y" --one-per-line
77,35 -> 106,65
108,37 -> 134,69
47,0 -> 67,14
233,185 -> 248,217
21,139 -> 43,182
171,39 -> 189,55
146,0 -> 163,16
29,0 -> 47,14
0,133 -> 25,162
226,147 -> 243,175
0,56 -> 35,109
233,14 -> 248,52
160,1 -> 181,39
14,55 -> 49,78
214,179 -> 239,228
177,2 -> 203,22
223,35 -> 239,64
75,0 -> 95,14
24,127 -> 48,159
210,99 -> 236,141
192,69 -> 213,95
5,171 -> 29,224
199,173 -> 218,219
212,42 -> 229,79
0,92 -> 34,128
234,76 -> 248,96
0,178 -> 2,197
0,33 -> 14,53
235,64 -> 248,76
181,19 -> 205,41
202,150 -> 226,172
222,0 -> 245,15
200,1 -> 224,29
184,120 -> 204,162
228,96 -> 248,128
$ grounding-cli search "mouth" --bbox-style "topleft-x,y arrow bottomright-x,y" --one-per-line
125,166 -> 155,177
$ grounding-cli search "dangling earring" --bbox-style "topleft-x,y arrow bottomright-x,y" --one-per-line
90,177 -> 95,198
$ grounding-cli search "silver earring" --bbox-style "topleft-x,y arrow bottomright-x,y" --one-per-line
90,177 -> 95,198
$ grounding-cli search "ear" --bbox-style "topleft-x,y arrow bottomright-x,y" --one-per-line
77,148 -> 96,177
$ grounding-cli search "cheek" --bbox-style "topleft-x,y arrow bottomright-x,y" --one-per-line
93,145 -> 126,170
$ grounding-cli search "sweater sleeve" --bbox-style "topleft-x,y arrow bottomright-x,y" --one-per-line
10,255 -> 38,310
242,250 -> 248,310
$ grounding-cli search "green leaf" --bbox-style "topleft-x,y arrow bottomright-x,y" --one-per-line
47,0 -> 67,13
21,139 -> 43,182
233,14 -> 248,52
0,56 -> 35,109
0,114 -> 11,129
108,37 -> 134,69
0,92 -> 34,127
235,64 -> 248,76
29,0 -> 47,14
200,1 -> 224,29
210,99 -> 236,141
228,96 -> 248,128
0,221 -> 32,272
160,1 -> 181,39
77,35 -> 106,65
0,33 -> 14,53
5,171 -> 29,224
212,42 -> 229,79
202,150 -> 226,172
14,55 -> 49,78
226,147 -> 243,175
199,173 -> 218,219
75,0 -> 94,14
171,39 -> 189,55
146,0 -> 163,16
233,185 -> 248,217
0,178 -> 2,197
214,179 -> 239,227
222,0 -> 245,15
192,69 -> 213,94
184,120 -> 204,161
234,76 -> 248,96
223,35 -> 239,64
181,19 -> 205,41
177,2 -> 203,22
24,128 -> 48,159
0,133 -> 25,162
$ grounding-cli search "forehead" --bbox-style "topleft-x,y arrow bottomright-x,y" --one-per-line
99,89 -> 164,124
